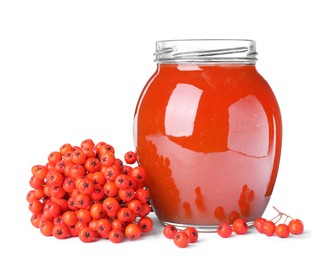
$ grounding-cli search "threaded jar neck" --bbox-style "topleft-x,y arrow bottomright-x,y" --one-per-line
154,39 -> 258,64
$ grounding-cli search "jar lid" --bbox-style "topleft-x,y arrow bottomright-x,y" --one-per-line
154,39 -> 258,64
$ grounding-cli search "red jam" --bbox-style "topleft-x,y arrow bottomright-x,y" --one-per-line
133,40 -> 282,231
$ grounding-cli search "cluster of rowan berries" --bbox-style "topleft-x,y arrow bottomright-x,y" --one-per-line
253,207 -> 304,238
217,207 -> 304,239
26,139 -> 153,243
163,224 -> 198,248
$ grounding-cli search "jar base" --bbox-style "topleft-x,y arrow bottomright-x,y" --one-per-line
161,220 -> 254,233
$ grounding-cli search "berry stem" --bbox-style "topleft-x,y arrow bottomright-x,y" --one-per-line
270,213 -> 282,223
273,206 -> 283,215
272,206 -> 294,223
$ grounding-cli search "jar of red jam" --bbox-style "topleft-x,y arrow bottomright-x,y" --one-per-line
133,39 -> 282,231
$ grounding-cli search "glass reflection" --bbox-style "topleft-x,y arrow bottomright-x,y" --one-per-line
165,83 -> 203,137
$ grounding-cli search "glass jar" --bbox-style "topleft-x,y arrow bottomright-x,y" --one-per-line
133,39 -> 282,231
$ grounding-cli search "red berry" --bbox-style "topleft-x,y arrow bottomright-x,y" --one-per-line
173,231 -> 189,248
108,229 -> 124,243
275,223 -> 290,238
262,220 -> 276,237
114,174 -> 130,189
232,218 -> 248,235
217,222 -> 233,238
183,227 -> 198,243
138,216 -> 153,233
130,166 -> 146,182
125,223 -> 142,240
163,224 -> 177,239
52,223 -> 70,239
289,219 -> 304,235
124,151 -> 137,164
254,217 -> 266,234
78,227 -> 95,243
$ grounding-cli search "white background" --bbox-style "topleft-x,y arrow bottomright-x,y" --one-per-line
0,0 -> 327,258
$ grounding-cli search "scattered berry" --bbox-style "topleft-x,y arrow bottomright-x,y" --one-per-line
232,218 -> 248,235
183,227 -> 198,243
288,219 -> 304,235
163,224 -> 177,239
217,222 -> 233,238
163,224 -> 199,247
173,231 -> 189,248
262,220 -> 276,237
124,151 -> 137,164
275,223 -> 290,238
253,217 -> 266,234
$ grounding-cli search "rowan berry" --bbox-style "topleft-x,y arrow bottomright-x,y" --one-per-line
90,185 -> 104,201
117,207 -> 133,222
29,199 -> 44,214
118,187 -> 135,202
262,220 -> 276,237
46,169 -> 64,187
99,144 -> 115,156
114,174 -> 131,189
174,231 -> 189,248
138,216 -> 153,233
183,227 -> 198,243
125,223 -> 141,240
84,157 -> 101,173
253,217 -> 266,234
100,152 -> 116,167
103,181 -> 119,197
62,210 -> 78,227
275,223 -> 290,238
109,229 -> 124,243
29,176 -> 45,189
111,218 -> 126,232
90,203 -> 106,220
80,139 -> 95,149
71,148 -> 86,165
232,218 -> 248,235
130,166 -> 146,182
74,193 -> 92,209
128,199 -> 143,214
32,165 -> 48,180
163,224 -> 177,239
76,209 -> 92,223
103,197 -> 121,217
39,220 -> 54,237
78,227 -> 96,243
96,218 -> 112,238
52,223 -> 70,239
124,151 -> 137,164
48,151 -> 62,165
217,222 -> 233,238
138,204 -> 152,217
135,188 -> 150,204
289,219 -> 304,235
31,213 -> 42,228
59,143 -> 73,155
76,177 -> 94,194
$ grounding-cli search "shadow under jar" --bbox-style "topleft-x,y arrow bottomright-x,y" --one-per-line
133,39 -> 282,232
